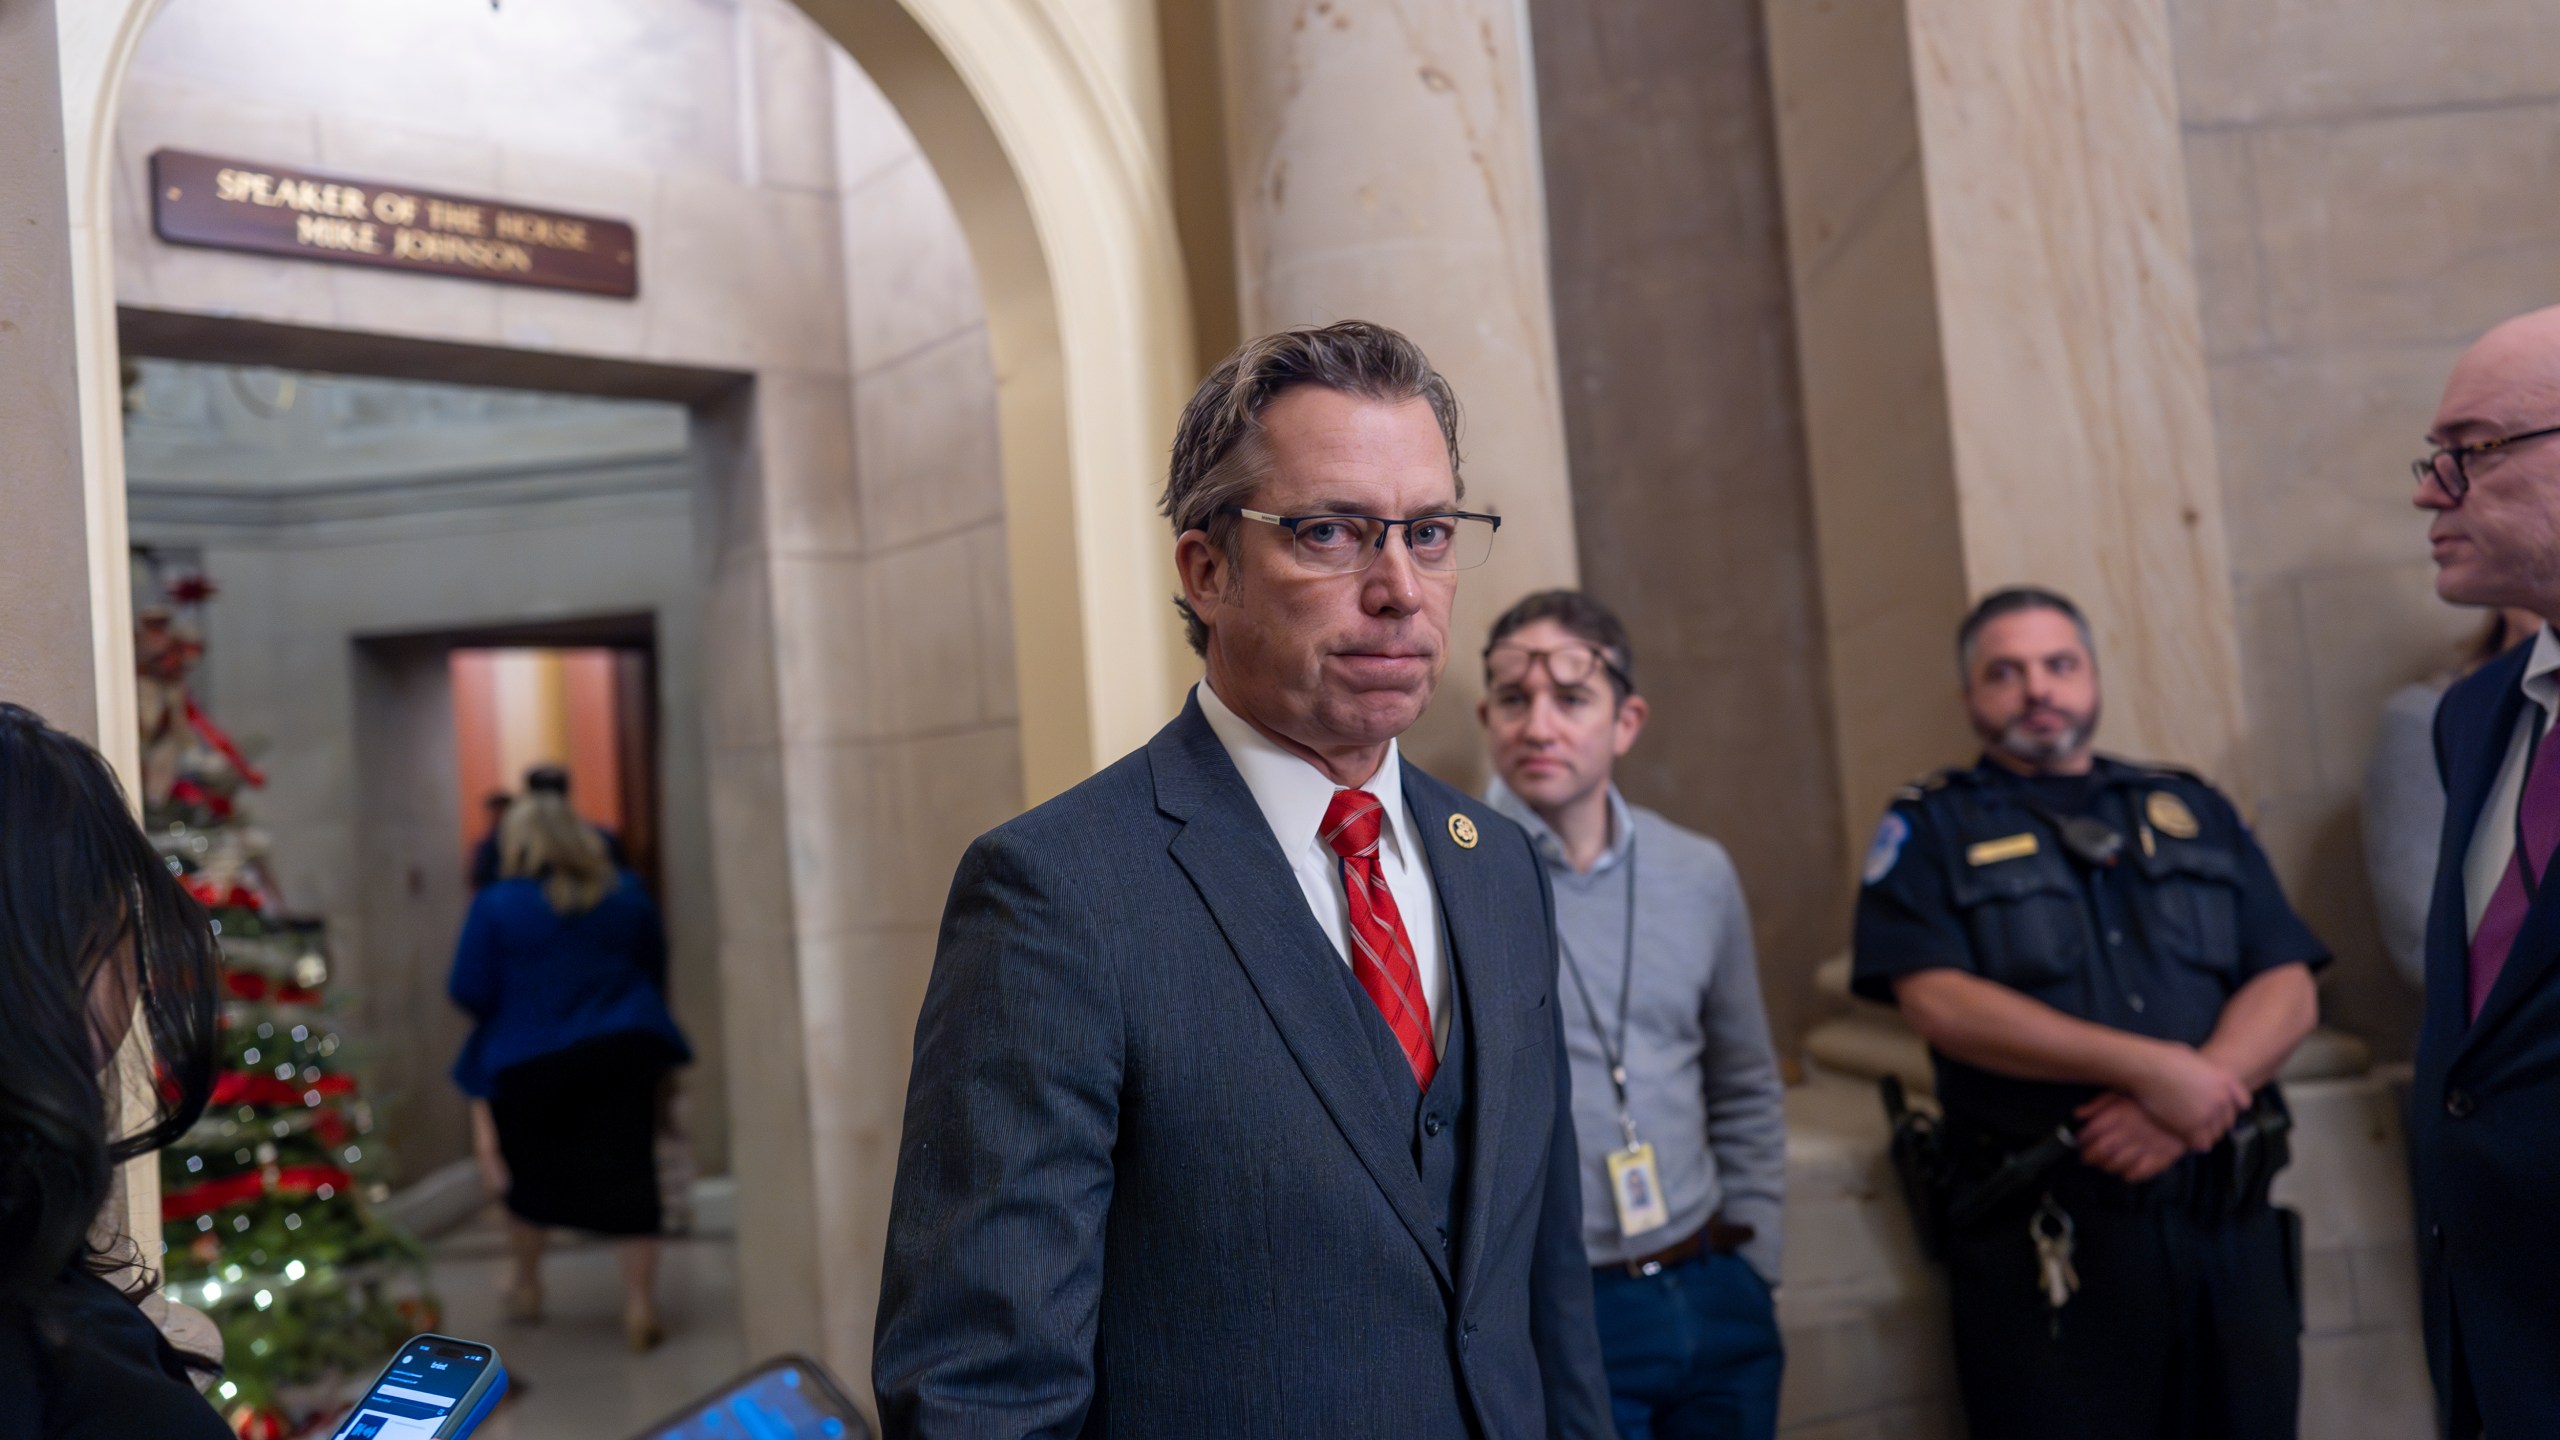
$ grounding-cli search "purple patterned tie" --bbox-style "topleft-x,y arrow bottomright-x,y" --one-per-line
2468,716 -> 2560,1020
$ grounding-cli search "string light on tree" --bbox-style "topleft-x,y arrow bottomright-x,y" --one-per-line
137,564 -> 438,1437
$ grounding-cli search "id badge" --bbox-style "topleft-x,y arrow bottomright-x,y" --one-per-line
1606,1142 -> 1671,1238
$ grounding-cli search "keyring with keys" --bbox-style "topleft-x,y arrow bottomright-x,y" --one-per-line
2030,1195 -> 2080,1336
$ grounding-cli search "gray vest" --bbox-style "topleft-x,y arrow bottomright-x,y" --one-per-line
1341,934 -> 1471,1263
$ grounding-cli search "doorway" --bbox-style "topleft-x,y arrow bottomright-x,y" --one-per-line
124,356 -> 725,1196
449,631 -> 662,899
79,0 -> 1111,1389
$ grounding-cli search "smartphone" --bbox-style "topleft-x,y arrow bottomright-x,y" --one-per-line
329,1334 -> 508,1439
632,1355 -> 869,1439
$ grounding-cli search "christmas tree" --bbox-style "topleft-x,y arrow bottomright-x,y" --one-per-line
137,584 -> 440,1439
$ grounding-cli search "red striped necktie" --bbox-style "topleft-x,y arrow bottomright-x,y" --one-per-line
2470,714 -> 2560,1020
1321,788 -> 1437,1088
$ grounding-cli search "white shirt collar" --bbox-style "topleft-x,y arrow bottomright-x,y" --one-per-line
2524,624 -> 2560,715
1196,679 -> 1410,860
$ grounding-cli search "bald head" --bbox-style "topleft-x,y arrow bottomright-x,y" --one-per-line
2420,306 -> 2560,619
2439,306 -> 2560,439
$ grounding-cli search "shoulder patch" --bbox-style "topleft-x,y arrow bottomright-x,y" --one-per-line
1862,811 -> 1912,885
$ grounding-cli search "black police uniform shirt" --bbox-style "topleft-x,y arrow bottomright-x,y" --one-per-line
1850,755 -> 2329,1141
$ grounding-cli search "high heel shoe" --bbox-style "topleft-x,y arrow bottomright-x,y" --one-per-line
624,1303 -> 664,1353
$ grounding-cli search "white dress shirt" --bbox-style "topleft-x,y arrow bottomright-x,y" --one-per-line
1196,680 -> 1450,1053
2465,624 -> 2560,937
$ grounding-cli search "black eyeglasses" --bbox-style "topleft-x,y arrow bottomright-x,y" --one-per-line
1224,507 -> 1501,574
2412,423 -> 2560,502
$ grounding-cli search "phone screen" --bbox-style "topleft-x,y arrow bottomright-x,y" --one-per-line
647,1360 -> 859,1438
333,1338 -> 495,1439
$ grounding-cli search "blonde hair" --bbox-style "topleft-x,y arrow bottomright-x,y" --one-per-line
499,790 -> 617,915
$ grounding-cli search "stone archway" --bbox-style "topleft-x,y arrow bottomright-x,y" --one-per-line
26,0 -> 1196,1399
49,0 -> 1195,803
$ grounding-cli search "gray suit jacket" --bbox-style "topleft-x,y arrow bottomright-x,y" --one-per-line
873,698 -> 1613,1439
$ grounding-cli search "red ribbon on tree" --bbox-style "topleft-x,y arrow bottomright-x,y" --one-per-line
184,696 -> 266,788
168,776 -> 236,821
211,1070 -> 355,1108
161,1163 -> 356,1220
187,875 -> 264,912
220,971 -> 318,1004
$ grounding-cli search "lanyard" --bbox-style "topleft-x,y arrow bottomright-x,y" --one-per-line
1557,831 -> 1640,1148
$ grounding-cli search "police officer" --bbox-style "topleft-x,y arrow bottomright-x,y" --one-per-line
1852,587 -> 2328,1440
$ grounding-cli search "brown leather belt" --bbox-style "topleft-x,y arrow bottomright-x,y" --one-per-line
1601,1215 -> 1754,1279
1609,1232 -> 1703,1278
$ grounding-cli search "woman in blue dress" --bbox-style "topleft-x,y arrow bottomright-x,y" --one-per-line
449,788 -> 690,1352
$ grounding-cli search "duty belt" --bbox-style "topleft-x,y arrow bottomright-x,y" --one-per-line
1950,1088 -> 2293,1224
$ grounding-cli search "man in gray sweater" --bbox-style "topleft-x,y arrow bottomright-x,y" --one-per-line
1479,589 -> 1788,1440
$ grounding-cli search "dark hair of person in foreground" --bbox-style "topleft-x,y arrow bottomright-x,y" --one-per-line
0,702 -> 220,1309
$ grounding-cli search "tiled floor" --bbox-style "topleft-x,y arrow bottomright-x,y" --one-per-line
429,1209 -> 746,1440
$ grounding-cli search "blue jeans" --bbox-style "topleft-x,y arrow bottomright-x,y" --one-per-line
1590,1249 -> 1784,1440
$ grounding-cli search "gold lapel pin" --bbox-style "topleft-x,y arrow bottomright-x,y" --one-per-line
1449,813 -> 1479,849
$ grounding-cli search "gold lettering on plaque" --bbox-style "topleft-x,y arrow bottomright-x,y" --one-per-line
212,167 -> 371,218
391,227 -> 533,273
492,210 -> 590,252
294,213 -> 383,254
164,151 -> 633,294
425,199 -> 485,235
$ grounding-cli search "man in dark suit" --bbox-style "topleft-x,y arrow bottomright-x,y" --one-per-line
872,321 -> 1614,1439
2411,304 -> 2560,1437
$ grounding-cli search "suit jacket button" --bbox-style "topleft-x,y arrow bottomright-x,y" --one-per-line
1424,1113 -> 1444,1137
2446,1089 -> 2477,1119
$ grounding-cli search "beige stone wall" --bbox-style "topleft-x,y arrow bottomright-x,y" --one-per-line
108,0 -> 1015,1374
1527,1 -> 1847,1054
1767,0 -> 2244,874
1215,0 -> 1580,786
2169,3 -> 2556,1057
0,0 -> 98,740
763,49 -> 1022,1376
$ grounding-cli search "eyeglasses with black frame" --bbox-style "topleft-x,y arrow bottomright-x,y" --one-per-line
1223,506 -> 1501,574
2411,423 -> 2560,502
1482,642 -> 1629,695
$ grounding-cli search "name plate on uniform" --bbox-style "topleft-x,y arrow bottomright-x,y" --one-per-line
150,150 -> 639,298
1965,833 -> 2040,866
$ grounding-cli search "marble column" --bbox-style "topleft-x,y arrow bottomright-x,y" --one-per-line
1215,0 -> 1578,785
0,0 -> 99,737
1766,0 -> 2247,851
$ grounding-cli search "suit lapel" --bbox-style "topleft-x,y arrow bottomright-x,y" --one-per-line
2440,649 -> 2542,1065
1403,772 -> 1519,1307
1151,702 -> 1450,1290
2429,662 -> 2521,1062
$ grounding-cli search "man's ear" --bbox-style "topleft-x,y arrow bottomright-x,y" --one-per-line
1612,693 -> 1649,756
1174,529 -> 1229,630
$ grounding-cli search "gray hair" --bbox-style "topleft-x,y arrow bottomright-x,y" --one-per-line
1160,321 -> 1463,655
1956,586 -> 2097,679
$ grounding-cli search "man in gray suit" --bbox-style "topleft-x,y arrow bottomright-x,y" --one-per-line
873,321 -> 1614,1439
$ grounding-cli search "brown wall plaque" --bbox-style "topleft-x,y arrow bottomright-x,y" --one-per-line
150,149 -> 639,299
